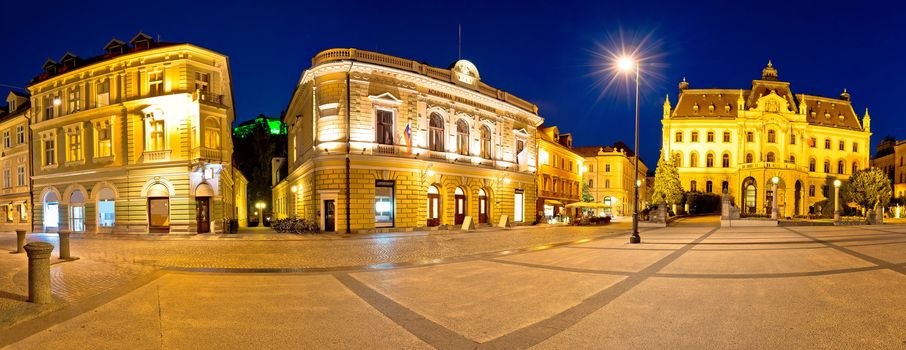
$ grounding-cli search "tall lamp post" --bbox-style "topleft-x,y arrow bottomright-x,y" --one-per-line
618,57 -> 641,244
255,202 -> 265,227
771,176 -> 779,220
833,179 -> 842,224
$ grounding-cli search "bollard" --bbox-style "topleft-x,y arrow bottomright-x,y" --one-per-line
58,230 -> 72,260
24,242 -> 54,304
14,229 -> 26,254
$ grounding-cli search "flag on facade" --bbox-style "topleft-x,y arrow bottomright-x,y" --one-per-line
404,122 -> 412,155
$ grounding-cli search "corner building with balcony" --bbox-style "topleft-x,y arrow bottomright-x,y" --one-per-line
273,49 -> 541,232
662,62 -> 871,217
535,125 -> 583,221
27,33 -> 237,234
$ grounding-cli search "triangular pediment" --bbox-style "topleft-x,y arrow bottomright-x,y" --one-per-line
512,128 -> 529,137
754,91 -> 792,114
368,92 -> 403,105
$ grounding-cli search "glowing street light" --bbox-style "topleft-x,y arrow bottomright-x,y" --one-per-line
616,55 -> 642,244
833,179 -> 842,223
255,202 -> 266,227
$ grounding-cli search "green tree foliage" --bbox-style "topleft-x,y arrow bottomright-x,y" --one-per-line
684,192 -> 722,214
649,152 -> 684,205
841,167 -> 893,215
581,181 -> 595,202
232,114 -> 288,216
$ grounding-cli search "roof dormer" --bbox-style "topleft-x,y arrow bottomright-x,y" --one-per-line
129,32 -> 153,50
104,38 -> 126,55
59,52 -> 80,68
42,59 -> 58,74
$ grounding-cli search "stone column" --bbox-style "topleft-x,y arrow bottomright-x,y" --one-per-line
14,229 -> 26,254
771,182 -> 779,220
58,230 -> 73,260
24,242 -> 54,304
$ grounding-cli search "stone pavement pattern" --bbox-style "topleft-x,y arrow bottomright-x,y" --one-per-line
4,219 -> 906,349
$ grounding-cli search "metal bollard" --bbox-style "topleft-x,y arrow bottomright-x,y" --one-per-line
24,242 -> 54,304
14,229 -> 26,254
58,230 -> 73,260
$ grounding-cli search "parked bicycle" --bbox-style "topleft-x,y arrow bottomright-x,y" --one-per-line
272,217 -> 323,234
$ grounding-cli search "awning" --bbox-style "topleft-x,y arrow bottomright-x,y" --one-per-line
543,199 -> 564,206
565,202 -> 608,209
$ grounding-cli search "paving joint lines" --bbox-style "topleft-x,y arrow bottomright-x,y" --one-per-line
782,227 -> 906,276
473,227 -> 720,349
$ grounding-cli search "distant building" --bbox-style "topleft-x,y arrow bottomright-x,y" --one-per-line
233,115 -> 286,138
575,144 -> 648,217
273,48 -> 541,232
535,125 -> 583,221
661,62 -> 871,217
26,33 -> 237,234
0,91 -> 33,231
871,138 -> 906,199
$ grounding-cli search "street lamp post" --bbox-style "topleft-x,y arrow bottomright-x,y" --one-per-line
771,176 -> 779,220
618,57 -> 642,244
255,202 -> 265,227
833,179 -> 842,224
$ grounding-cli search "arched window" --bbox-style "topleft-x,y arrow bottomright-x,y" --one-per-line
480,125 -> 491,159
428,113 -> 444,152
809,158 -> 816,172
766,152 -> 775,163
690,152 -> 699,167
722,153 -> 730,167
789,154 -> 796,164
456,120 -> 469,156
204,118 -> 221,149
767,130 -> 776,143
852,161 -> 859,174
605,179 -> 610,188
706,153 -> 714,167
97,187 -> 116,228
824,160 -> 830,173
745,153 -> 754,163
673,151 -> 683,167
837,160 -> 845,174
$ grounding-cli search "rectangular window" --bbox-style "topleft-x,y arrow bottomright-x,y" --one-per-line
68,88 -> 80,113
605,164 -> 611,172
675,132 -> 683,142
825,139 -> 831,149
96,81 -> 110,107
43,139 -> 55,166
149,120 -> 165,151
706,132 -> 714,142
723,132 -> 730,143
96,121 -> 112,157
16,166 -> 24,186
68,131 -> 82,161
838,140 -> 844,151
20,203 -> 27,222
194,72 -> 210,92
375,180 -> 394,228
148,71 -> 163,96
746,132 -> 754,142
44,95 -> 55,120
852,143 -> 858,152
2,169 -> 9,189
822,185 -> 829,198
16,125 -> 24,145
790,135 -> 796,145
2,131 -> 9,149
376,109 -> 393,145
691,132 -> 699,142
809,185 -> 815,197
514,189 -> 524,222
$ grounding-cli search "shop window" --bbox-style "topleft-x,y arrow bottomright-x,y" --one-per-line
375,180 -> 394,228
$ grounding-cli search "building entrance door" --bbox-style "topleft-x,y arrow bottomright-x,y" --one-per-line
196,198 -> 210,233
71,206 -> 85,232
427,186 -> 440,226
454,187 -> 466,225
478,189 -> 488,224
148,197 -> 170,232
324,200 -> 335,232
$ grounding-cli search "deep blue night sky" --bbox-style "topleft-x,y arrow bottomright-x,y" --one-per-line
1,0 -> 903,164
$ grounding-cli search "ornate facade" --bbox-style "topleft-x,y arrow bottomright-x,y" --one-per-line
0,91 -> 33,231
662,62 -> 872,217
872,138 -> 906,199
27,33 -> 238,234
273,48 -> 541,232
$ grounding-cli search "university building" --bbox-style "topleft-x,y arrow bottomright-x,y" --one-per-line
272,48 -> 541,232
661,62 -> 872,217
535,125 -> 583,221
26,33 -> 241,234
575,144 -> 648,217
872,138 -> 906,199
0,92 -> 33,232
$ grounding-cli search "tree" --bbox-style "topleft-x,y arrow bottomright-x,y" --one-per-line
841,167 -> 892,216
649,152 -> 684,205
581,181 -> 595,202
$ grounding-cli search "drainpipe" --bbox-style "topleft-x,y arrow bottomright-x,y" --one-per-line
26,111 -> 34,232
345,66 -> 352,234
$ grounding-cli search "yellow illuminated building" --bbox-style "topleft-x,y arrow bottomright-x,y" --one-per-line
662,62 -> 872,217
872,139 -> 906,199
273,48 -> 541,232
576,145 -> 648,217
0,91 -> 33,231
27,33 -> 238,234
535,125 -> 583,221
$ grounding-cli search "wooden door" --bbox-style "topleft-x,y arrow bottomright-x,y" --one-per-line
196,198 -> 210,233
427,193 -> 440,226
324,200 -> 336,232
478,195 -> 488,223
454,194 -> 466,225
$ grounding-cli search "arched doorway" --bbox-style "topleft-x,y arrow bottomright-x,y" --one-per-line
765,178 -> 786,217
43,191 -> 60,231
454,187 -> 466,225
427,185 -> 440,226
69,190 -> 85,232
741,177 -> 757,214
478,188 -> 489,224
794,180 -> 803,216
147,183 -> 171,233
195,182 -> 214,233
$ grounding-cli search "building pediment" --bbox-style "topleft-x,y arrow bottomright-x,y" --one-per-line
754,91 -> 792,114
368,92 -> 403,106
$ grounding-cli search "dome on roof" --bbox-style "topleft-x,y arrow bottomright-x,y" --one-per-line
840,88 -> 851,101
761,60 -> 778,81
678,77 -> 689,91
